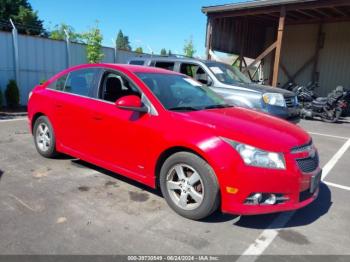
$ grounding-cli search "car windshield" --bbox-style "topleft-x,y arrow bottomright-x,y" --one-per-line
206,62 -> 252,85
136,73 -> 232,111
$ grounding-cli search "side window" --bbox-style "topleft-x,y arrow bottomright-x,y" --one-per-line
99,71 -> 141,103
180,63 -> 199,78
65,68 -> 98,97
154,61 -> 175,71
129,60 -> 145,65
194,67 -> 212,86
47,75 -> 67,91
180,63 -> 212,86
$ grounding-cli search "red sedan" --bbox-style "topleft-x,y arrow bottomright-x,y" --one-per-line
28,64 -> 321,220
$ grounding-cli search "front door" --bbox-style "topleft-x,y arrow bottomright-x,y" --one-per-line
85,70 -> 160,181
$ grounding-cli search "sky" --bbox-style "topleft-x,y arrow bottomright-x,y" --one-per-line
29,0 -> 243,57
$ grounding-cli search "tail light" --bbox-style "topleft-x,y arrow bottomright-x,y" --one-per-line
339,101 -> 347,109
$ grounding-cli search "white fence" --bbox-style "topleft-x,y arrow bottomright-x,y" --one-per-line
0,31 -> 154,105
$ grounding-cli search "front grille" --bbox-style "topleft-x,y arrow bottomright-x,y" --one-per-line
296,153 -> 319,173
291,140 -> 313,153
285,96 -> 296,108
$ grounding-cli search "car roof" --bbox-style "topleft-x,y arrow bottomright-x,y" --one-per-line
129,56 -> 211,64
67,63 -> 182,75
115,64 -> 181,74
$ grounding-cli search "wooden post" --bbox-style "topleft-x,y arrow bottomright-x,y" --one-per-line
206,17 -> 213,60
272,6 -> 286,87
242,41 -> 277,73
239,18 -> 247,72
242,58 -> 253,80
312,23 -> 324,83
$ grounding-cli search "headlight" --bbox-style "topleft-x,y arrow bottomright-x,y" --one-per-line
263,93 -> 286,107
223,138 -> 286,169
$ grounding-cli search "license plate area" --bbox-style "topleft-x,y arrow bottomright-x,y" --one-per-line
310,171 -> 322,193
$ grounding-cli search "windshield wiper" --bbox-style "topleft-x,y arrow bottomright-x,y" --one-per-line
203,104 -> 234,110
168,106 -> 199,111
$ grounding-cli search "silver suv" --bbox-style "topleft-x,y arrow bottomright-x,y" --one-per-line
128,57 -> 300,122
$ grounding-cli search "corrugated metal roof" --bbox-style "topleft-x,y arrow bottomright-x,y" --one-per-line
202,0 -> 317,13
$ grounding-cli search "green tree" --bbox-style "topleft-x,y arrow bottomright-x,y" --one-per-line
183,36 -> 196,58
160,48 -> 167,56
135,47 -> 143,54
168,50 -> 172,56
0,0 -> 46,36
50,23 -> 83,43
83,23 -> 104,64
5,80 -> 20,108
116,30 -> 131,51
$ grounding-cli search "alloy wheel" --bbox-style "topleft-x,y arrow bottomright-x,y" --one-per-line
36,123 -> 51,152
166,164 -> 204,211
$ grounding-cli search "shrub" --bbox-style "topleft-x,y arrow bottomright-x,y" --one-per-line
5,80 -> 20,108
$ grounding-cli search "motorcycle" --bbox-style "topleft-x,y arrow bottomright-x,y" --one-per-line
299,86 -> 349,123
291,82 -> 320,100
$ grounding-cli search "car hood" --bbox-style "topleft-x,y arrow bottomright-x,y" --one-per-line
221,82 -> 295,97
174,107 -> 309,153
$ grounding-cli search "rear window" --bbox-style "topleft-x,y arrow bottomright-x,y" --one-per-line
47,75 -> 67,91
154,61 -> 175,71
64,68 -> 99,97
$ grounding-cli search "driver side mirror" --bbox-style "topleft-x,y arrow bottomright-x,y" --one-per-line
115,95 -> 149,113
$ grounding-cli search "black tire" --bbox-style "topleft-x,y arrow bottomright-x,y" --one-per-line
159,152 -> 220,220
321,108 -> 342,123
33,116 -> 58,158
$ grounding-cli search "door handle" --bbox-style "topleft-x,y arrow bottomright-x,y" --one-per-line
92,115 -> 103,121
55,104 -> 63,109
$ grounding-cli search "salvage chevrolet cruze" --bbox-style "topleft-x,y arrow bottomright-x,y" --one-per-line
28,64 -> 321,220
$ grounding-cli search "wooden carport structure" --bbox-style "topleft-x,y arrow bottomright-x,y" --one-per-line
202,0 -> 350,89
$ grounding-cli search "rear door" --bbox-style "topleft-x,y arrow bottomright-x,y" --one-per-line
51,67 -> 100,156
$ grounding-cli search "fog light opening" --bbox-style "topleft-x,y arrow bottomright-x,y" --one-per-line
246,193 -> 262,205
264,194 -> 277,205
245,193 -> 288,205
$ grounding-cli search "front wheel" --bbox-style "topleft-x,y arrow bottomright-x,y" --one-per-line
321,108 -> 342,123
33,116 -> 58,158
159,152 -> 220,220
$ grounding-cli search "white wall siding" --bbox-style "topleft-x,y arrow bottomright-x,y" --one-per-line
0,30 -> 161,105
0,32 -> 134,105
318,22 -> 350,95
0,32 -> 15,93
264,22 -> 350,96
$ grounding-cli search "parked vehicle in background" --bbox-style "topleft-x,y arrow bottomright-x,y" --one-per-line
297,85 -> 350,123
128,57 -> 300,122
28,64 -> 320,220
293,82 -> 350,118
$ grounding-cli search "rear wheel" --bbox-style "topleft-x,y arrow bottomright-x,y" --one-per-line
321,108 -> 342,123
159,152 -> 220,220
33,116 -> 58,158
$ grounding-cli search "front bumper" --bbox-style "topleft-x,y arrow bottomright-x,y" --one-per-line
263,104 -> 301,123
218,150 -> 321,216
